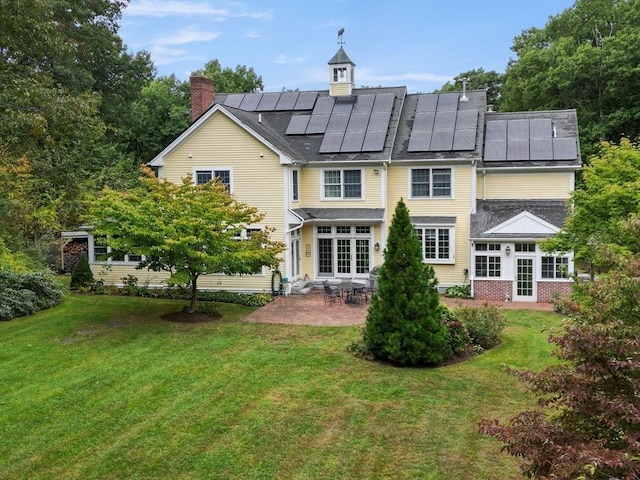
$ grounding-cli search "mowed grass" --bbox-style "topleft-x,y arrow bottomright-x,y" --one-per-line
0,295 -> 562,480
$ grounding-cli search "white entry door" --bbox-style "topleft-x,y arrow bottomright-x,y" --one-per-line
513,257 -> 536,301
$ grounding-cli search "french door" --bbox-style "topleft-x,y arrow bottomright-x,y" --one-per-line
513,257 -> 535,301
317,226 -> 371,278
290,230 -> 301,279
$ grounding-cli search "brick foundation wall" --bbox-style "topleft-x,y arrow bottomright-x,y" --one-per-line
537,281 -> 572,302
473,280 -> 512,301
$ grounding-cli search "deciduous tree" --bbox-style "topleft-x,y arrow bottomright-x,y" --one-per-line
542,138 -> 640,274
362,199 -> 451,365
480,253 -> 640,479
87,167 -> 284,312
192,59 -> 264,93
438,68 -> 504,110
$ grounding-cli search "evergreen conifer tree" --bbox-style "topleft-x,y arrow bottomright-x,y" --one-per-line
363,199 -> 451,365
70,255 -> 94,290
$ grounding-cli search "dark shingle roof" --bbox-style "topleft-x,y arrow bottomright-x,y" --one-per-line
328,47 -> 355,65
293,208 -> 384,222
470,199 -> 569,239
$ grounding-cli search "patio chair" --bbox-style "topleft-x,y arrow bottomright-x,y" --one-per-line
323,281 -> 342,305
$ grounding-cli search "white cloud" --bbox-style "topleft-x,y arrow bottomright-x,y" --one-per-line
245,30 -> 264,39
125,0 -> 272,20
274,54 -> 305,65
152,26 -> 221,46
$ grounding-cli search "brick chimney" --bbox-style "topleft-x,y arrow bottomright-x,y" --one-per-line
190,75 -> 214,122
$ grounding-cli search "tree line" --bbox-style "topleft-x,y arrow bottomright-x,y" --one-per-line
1,0 -> 640,265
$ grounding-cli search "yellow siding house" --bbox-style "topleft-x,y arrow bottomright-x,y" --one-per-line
78,45 -> 581,302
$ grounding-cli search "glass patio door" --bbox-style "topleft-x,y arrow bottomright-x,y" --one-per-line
513,257 -> 535,301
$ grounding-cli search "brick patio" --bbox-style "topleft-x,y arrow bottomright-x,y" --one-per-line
244,290 -> 555,326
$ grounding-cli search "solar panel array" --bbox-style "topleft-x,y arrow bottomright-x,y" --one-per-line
484,118 -> 578,161
407,93 -> 478,152
221,91 -> 319,112
284,93 -> 395,153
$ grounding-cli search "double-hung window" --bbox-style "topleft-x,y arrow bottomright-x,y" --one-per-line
411,168 -> 452,198
474,243 -> 501,278
414,226 -> 454,263
323,169 -> 362,199
541,256 -> 569,279
195,168 -> 232,192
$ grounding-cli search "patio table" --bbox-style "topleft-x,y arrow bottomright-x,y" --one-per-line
339,281 -> 367,305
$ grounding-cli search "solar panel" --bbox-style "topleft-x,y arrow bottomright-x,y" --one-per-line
530,118 -> 551,139
319,131 -> 344,153
347,112 -> 370,132
553,138 -> 578,159
485,120 -> 507,142
452,129 -> 476,150
353,94 -> 375,113
223,94 -> 244,108
530,138 -> 553,160
508,119 -> 529,139
340,131 -> 366,152
275,92 -> 299,110
455,110 -> 478,130
436,93 -> 459,111
286,115 -> 310,135
294,91 -> 318,110
362,130 -> 387,151
413,111 -> 435,131
433,111 -> 456,130
256,93 -> 281,111
416,94 -> 438,112
430,129 -> 454,151
367,110 -> 392,131
239,93 -> 262,111
507,139 -> 530,160
372,93 -> 395,112
305,114 -> 330,134
484,140 -> 507,161
326,113 -> 350,133
313,96 -> 335,115
332,99 -> 354,114
407,132 -> 433,152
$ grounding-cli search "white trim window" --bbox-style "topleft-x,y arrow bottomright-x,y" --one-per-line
410,168 -> 452,198
322,169 -> 362,199
333,66 -> 348,82
92,237 -> 143,264
541,256 -> 570,279
194,167 -> 232,192
474,243 -> 501,278
414,226 -> 454,263
292,169 -> 299,201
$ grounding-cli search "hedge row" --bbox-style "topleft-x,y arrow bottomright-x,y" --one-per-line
92,276 -> 274,307
0,272 -> 64,321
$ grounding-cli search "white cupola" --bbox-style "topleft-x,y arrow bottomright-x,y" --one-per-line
328,44 -> 355,96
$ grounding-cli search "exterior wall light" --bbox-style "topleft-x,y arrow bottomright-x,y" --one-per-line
374,242 -> 380,251
505,245 -> 511,255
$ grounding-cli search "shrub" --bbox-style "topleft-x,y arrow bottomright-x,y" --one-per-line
0,271 -> 64,321
445,284 -> 471,298
455,303 -> 506,350
439,306 -> 471,354
70,256 -> 94,290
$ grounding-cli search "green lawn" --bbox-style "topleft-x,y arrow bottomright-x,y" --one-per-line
0,295 -> 562,479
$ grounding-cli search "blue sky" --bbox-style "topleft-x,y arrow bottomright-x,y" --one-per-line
119,0 -> 575,93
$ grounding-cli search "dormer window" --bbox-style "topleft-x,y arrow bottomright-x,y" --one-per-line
333,67 -> 348,83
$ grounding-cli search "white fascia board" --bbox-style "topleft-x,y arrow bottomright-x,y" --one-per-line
479,165 -> 581,173
485,211 -> 560,235
148,104 -> 293,167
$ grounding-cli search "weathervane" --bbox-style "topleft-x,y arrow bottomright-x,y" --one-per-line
338,28 -> 345,45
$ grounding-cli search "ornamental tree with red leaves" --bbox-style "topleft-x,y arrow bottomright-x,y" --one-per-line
480,256 -> 640,479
